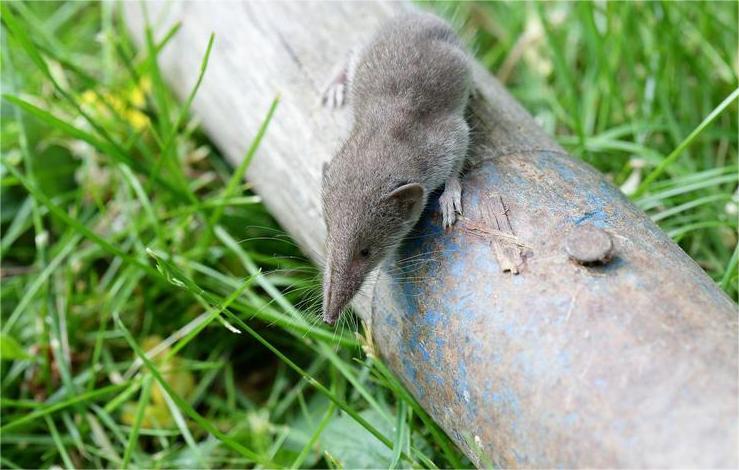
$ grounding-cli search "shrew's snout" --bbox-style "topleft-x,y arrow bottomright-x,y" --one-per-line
322,280 -> 340,325
322,271 -> 348,325
322,257 -> 361,325
322,264 -> 339,325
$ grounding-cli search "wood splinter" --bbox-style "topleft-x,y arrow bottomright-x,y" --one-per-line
463,192 -> 525,274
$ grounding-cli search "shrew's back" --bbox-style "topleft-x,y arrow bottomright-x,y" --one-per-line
350,13 -> 470,118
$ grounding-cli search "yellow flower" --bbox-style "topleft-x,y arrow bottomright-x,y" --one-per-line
125,109 -> 150,131
81,90 -> 98,106
150,356 -> 195,406
120,335 -> 195,429
78,78 -> 151,132
121,401 -> 175,428
128,77 -> 151,108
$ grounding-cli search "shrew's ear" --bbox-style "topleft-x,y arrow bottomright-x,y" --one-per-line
385,183 -> 425,221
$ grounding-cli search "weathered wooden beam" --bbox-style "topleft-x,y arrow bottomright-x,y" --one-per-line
124,2 -> 737,467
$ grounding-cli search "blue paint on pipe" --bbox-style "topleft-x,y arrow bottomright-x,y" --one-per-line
573,209 -> 607,227
564,412 -> 579,426
423,309 -> 443,328
402,358 -> 422,397
426,372 -> 445,385
455,359 -> 474,413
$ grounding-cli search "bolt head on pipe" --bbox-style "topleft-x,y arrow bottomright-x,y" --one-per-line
565,224 -> 614,265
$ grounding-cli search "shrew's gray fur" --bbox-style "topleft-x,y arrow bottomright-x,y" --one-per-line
321,12 -> 471,324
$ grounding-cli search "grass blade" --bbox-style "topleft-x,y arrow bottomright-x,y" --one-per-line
290,401 -> 336,469
3,233 -> 82,334
636,88 -> 739,196
389,400 -> 408,469
720,244 -> 738,291
1,384 -> 126,433
121,375 -> 153,469
45,416 -> 75,469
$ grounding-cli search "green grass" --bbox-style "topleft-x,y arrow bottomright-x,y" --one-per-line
1,1 -> 736,469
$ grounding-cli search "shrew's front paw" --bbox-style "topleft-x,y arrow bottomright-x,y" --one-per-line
439,176 -> 462,229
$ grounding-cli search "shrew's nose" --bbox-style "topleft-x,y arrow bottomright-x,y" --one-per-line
323,309 -> 339,325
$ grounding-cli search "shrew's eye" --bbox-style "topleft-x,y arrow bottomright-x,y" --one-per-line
359,248 -> 370,258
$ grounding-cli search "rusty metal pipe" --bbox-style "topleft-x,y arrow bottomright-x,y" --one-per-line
124,2 -> 738,467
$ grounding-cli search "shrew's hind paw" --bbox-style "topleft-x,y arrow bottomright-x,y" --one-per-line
322,62 -> 349,109
439,176 -> 463,230
322,79 -> 346,109
322,49 -> 357,109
